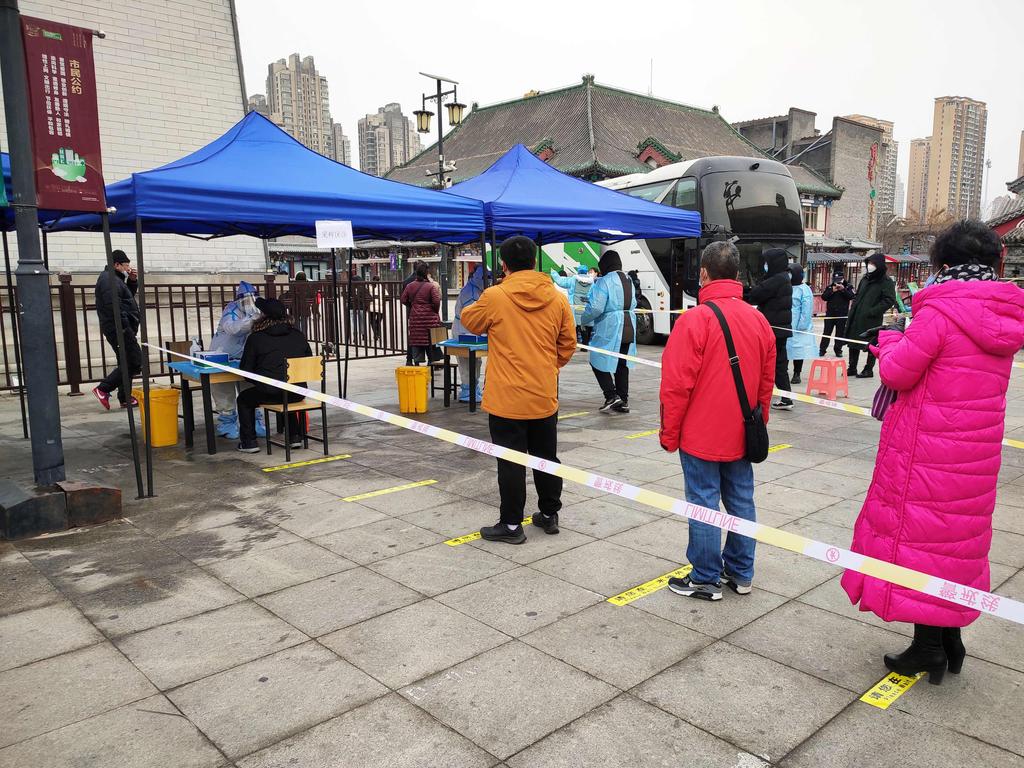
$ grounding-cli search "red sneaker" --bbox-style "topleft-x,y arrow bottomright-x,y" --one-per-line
92,386 -> 111,410
120,396 -> 139,408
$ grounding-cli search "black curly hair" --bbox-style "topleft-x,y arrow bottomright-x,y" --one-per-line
930,220 -> 1002,272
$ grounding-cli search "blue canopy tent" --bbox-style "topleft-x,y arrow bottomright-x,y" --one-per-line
446,144 -> 701,247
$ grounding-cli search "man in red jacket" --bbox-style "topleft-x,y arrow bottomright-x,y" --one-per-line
660,242 -> 776,601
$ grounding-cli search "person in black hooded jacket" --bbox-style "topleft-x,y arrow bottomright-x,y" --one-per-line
745,248 -> 794,410
91,250 -> 142,409
846,253 -> 899,378
236,297 -> 312,452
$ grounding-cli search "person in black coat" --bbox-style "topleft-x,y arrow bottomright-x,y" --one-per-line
236,297 -> 312,452
92,250 -> 143,409
846,253 -> 899,378
819,270 -> 856,356
745,248 -> 794,410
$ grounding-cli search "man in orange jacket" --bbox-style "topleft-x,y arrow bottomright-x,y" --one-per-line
461,236 -> 578,543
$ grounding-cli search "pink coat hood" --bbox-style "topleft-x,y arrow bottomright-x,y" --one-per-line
842,280 -> 1024,627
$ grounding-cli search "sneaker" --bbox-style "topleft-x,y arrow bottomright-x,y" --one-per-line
92,386 -> 111,410
533,511 -> 559,535
847,367 -> 856,377
771,400 -> 794,411
119,396 -> 139,409
721,570 -> 752,595
237,443 -> 260,454
599,395 -> 623,414
290,440 -> 304,448
791,374 -> 801,384
480,522 -> 526,545
856,370 -> 874,379
667,575 -> 722,601
611,400 -> 630,414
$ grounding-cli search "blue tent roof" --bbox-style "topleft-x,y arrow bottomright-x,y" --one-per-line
46,112 -> 485,242
446,144 -> 701,243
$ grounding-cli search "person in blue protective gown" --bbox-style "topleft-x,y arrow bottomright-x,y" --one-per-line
451,264 -> 491,403
208,281 -> 265,439
550,264 -> 596,343
581,251 -> 637,414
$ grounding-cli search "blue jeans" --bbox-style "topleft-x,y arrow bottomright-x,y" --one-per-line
681,451 -> 757,586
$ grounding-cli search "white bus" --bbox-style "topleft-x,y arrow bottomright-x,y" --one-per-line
596,156 -> 805,343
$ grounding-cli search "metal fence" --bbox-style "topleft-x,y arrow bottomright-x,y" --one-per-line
0,274 -> 409,392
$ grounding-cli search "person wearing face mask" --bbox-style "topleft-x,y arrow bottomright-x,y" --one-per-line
660,241 -> 776,601
208,281 -> 264,439
92,250 -> 142,410
743,248 -> 793,410
846,253 -> 899,378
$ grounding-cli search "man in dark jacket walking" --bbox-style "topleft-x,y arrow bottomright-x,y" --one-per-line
745,248 -> 793,410
819,270 -> 855,356
92,250 -> 142,409
847,253 -> 899,378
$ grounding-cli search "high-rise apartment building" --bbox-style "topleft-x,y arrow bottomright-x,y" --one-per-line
844,115 -> 899,227
894,174 -> 906,219
266,54 -> 334,158
358,104 -> 421,177
332,123 -> 352,166
907,137 -> 931,224
925,96 -> 988,220
247,94 -> 270,118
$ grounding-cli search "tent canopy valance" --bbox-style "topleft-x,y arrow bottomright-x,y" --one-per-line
44,112 -> 486,243
446,144 -> 701,244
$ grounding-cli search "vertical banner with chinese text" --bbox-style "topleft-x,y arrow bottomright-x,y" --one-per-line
20,16 -> 105,212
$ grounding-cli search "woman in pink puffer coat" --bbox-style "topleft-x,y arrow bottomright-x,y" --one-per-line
842,221 -> 1024,685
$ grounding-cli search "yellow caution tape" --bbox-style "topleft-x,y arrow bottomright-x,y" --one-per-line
607,565 -> 693,606
150,344 -> 1024,627
860,671 -> 923,710
445,516 -> 533,546
262,454 -> 352,472
343,479 -> 437,502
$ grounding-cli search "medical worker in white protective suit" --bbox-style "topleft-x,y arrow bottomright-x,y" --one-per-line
210,281 -> 265,439
451,265 -> 490,403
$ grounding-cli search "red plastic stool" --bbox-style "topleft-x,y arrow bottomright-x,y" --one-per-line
805,358 -> 849,400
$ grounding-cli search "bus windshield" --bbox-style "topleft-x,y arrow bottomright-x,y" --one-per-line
700,171 -> 803,236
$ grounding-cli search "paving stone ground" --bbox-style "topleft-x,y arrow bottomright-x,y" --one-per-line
2,345 -> 1024,767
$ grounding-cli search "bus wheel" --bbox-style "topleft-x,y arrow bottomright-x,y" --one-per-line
635,297 -> 656,345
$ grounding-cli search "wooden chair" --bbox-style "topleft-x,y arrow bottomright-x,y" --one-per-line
428,326 -> 458,399
260,355 -> 329,462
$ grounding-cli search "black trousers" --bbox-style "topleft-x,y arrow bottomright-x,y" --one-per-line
592,341 -> 630,403
848,344 -> 875,375
237,384 -> 303,446
819,318 -> 848,356
488,413 -> 562,525
98,329 -> 142,403
775,336 -> 792,402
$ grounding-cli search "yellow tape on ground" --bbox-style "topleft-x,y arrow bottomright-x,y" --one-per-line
262,454 -> 352,472
150,345 -> 1024,627
445,516 -> 533,546
768,443 -> 792,453
860,672 -> 922,709
343,479 -> 437,502
607,565 -> 693,606
558,411 -> 590,420
625,429 -> 659,439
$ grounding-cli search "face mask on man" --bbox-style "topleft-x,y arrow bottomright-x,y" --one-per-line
866,264 -> 877,274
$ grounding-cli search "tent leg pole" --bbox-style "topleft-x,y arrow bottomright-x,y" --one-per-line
103,213 -> 144,500
478,234 -> 487,289
490,229 -> 499,278
135,218 -> 154,498
342,247 -> 352,399
3,229 -> 28,439
331,248 -> 342,398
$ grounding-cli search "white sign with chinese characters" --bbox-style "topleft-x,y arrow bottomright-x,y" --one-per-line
315,220 -> 355,249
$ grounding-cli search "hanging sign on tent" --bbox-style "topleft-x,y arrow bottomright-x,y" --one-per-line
316,220 -> 355,249
20,17 -> 106,212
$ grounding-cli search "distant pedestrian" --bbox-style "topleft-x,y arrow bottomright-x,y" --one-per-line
581,250 -> 638,414
660,241 -> 776,600
819,270 -> 855,356
91,250 -> 142,410
744,248 -> 793,410
787,264 -> 818,385
550,264 -> 595,341
461,236 -> 576,544
846,253 -> 899,378
842,220 -> 1024,683
401,261 -> 442,365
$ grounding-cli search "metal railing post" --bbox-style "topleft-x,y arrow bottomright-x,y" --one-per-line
57,272 -> 83,395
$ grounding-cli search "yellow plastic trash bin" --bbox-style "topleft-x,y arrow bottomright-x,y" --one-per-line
395,366 -> 429,414
132,387 -> 180,447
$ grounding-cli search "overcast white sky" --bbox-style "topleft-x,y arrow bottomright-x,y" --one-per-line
236,0 -> 1024,211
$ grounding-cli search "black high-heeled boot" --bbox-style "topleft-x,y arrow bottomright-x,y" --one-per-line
883,624 -> 947,685
942,627 -> 966,674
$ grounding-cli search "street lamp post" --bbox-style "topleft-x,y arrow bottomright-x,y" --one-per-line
414,72 -> 464,322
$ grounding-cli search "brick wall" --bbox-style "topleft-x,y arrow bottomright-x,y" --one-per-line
0,0 -> 265,273
828,118 -> 883,241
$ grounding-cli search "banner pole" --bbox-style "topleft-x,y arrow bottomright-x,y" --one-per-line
2,229 -> 28,439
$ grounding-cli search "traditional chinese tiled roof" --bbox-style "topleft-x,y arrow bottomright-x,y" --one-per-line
388,76 -> 781,185
987,195 -> 1024,228
787,164 -> 843,199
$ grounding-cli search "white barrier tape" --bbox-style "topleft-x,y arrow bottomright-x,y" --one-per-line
770,325 -> 868,347
572,304 -> 850,323
576,343 -> 1024,449
149,343 -> 1024,626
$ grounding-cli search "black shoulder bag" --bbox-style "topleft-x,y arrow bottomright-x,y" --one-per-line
705,301 -> 769,463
